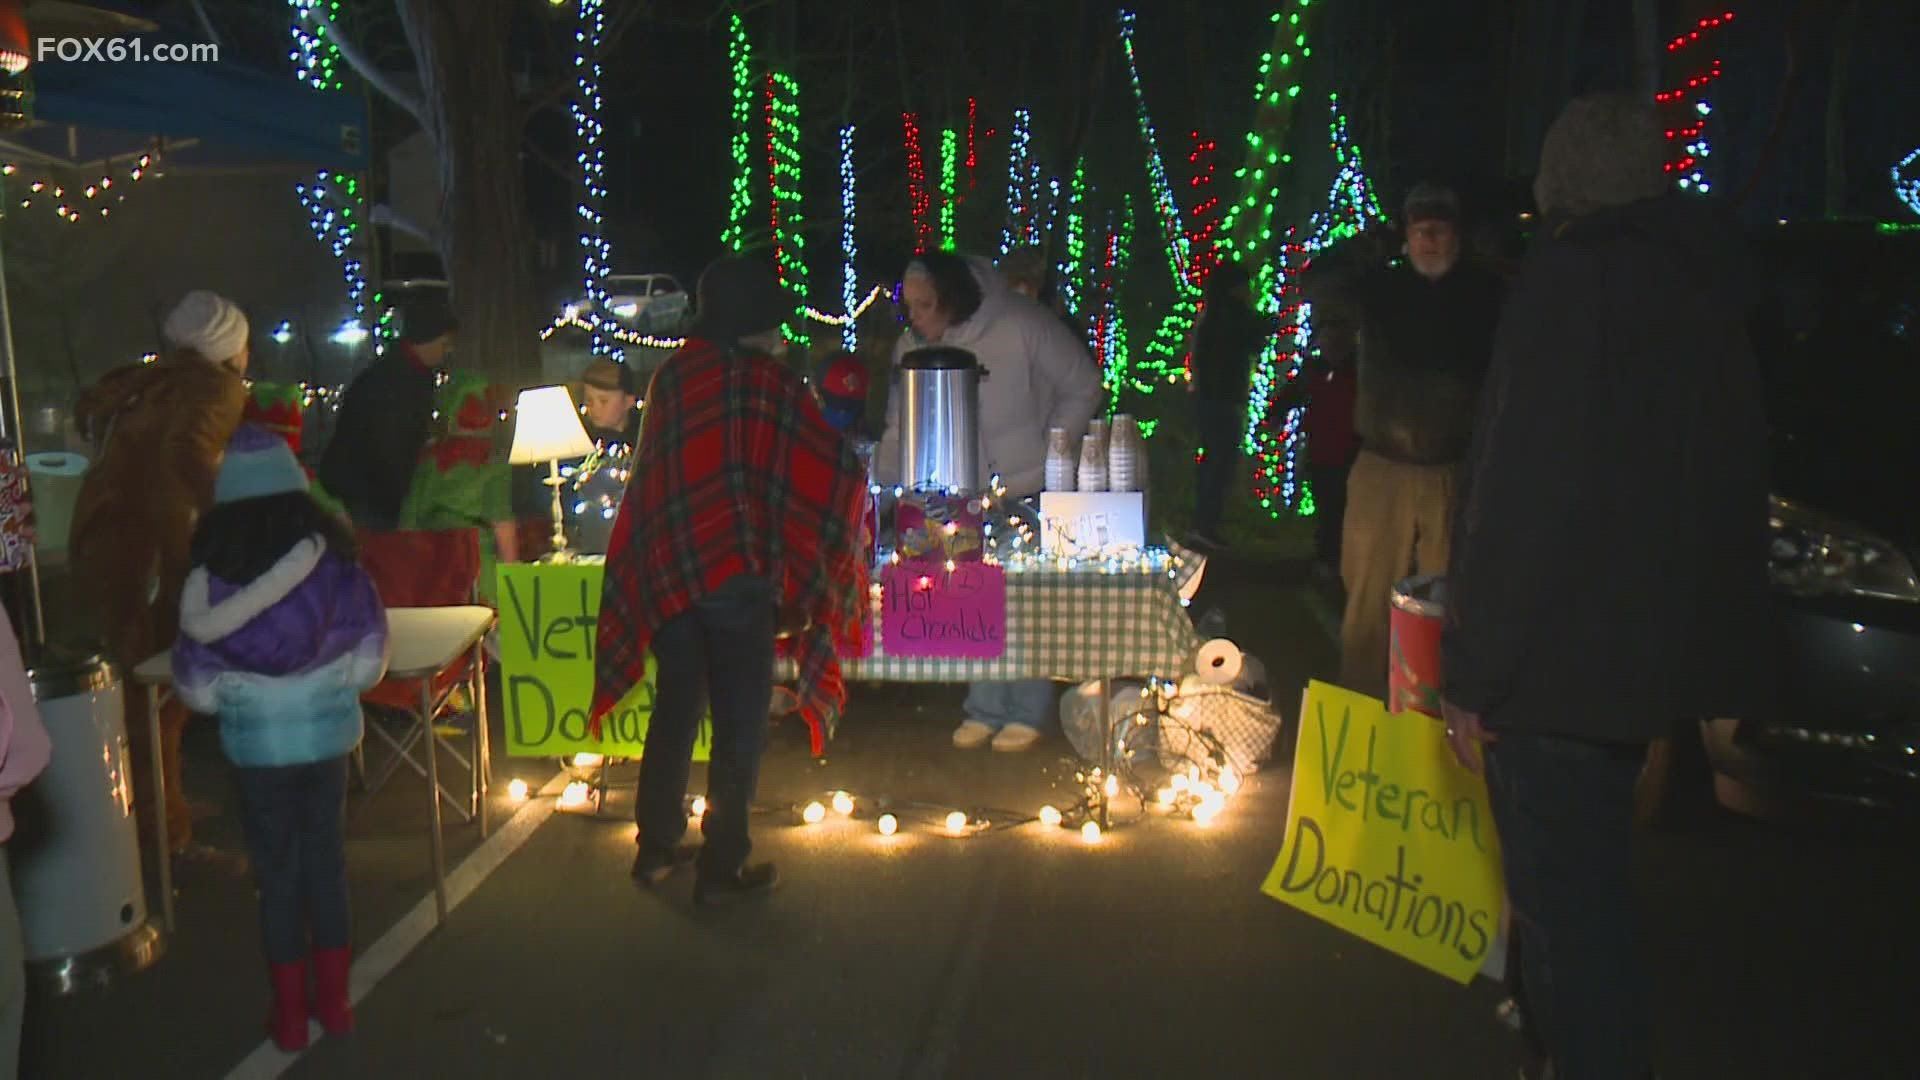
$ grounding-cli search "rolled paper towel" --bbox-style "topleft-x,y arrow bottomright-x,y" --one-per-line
1194,637 -> 1243,685
26,452 -> 89,559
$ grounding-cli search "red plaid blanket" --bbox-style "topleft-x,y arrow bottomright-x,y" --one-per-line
590,339 -> 870,754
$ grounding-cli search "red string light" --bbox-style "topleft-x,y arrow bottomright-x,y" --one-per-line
965,96 -> 978,191
903,111 -> 932,254
1184,130 -> 1223,291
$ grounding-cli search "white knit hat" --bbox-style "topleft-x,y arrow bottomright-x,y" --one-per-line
162,290 -> 250,363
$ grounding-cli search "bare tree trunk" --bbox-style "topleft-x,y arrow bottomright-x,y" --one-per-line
397,0 -> 541,387
1631,0 -> 1661,100
1825,1 -> 1859,217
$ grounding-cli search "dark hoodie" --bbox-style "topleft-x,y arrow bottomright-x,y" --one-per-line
1441,195 -> 1772,740
1350,260 -> 1506,465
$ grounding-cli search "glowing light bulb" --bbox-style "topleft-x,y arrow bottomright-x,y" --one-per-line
1171,775 -> 1191,793
832,791 -> 856,816
689,796 -> 707,818
1192,800 -> 1221,827
945,810 -> 968,833
573,752 -> 604,768
1103,775 -> 1119,798
558,781 -> 591,809
1220,766 -> 1242,795
802,801 -> 827,824
507,778 -> 529,802
1038,805 -> 1063,827
1080,821 -> 1102,844
1155,788 -> 1176,806
877,813 -> 899,836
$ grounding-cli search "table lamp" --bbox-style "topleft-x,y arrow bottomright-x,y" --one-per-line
509,384 -> 596,563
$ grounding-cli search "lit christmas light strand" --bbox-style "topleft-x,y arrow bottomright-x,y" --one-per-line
840,125 -> 859,350
1118,9 -> 1195,291
903,112 -> 933,254
765,71 -> 809,343
1895,147 -> 1920,218
1658,10 -> 1733,194
721,13 -> 755,250
574,0 -> 617,359
939,127 -> 959,251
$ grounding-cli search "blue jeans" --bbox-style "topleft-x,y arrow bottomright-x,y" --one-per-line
234,756 -> 351,966
963,679 -> 1055,731
637,575 -> 776,878
1484,732 -> 1652,1080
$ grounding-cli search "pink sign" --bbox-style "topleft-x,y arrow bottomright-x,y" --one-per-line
880,559 -> 1006,659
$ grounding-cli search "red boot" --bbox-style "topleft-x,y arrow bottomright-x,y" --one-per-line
310,946 -> 354,1036
267,960 -> 310,1051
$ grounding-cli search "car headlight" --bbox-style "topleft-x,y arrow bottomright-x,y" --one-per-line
1769,496 -> 1920,603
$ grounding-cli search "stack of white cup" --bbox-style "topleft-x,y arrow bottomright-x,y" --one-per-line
1077,434 -> 1108,491
1044,427 -> 1076,491
1108,414 -> 1140,492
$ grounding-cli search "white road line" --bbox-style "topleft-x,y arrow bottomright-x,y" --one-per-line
222,769 -> 569,1080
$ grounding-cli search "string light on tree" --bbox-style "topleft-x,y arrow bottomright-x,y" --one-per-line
1059,160 -> 1088,319
903,111 -> 933,254
573,0 -> 618,359
765,71 -> 809,344
287,0 -> 343,91
1001,107 -> 1036,255
839,124 -> 860,350
8,153 -> 155,223
965,96 -> 979,191
720,12 -> 755,250
1218,0 -> 1322,296
1895,147 -> 1920,218
1185,131 -> 1223,289
939,127 -> 959,251
1118,9 -> 1196,291
1657,10 -> 1734,194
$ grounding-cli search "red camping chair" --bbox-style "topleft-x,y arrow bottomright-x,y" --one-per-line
353,527 -> 486,816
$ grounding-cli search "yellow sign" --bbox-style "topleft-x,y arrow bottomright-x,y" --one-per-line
1261,681 -> 1503,984
497,563 -> 709,760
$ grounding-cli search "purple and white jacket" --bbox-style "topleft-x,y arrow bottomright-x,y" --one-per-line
173,537 -> 390,768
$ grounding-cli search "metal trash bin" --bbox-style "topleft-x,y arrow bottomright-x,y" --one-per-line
13,649 -> 164,994
1389,574 -> 1447,717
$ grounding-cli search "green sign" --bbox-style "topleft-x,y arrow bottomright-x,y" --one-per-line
497,562 -> 709,759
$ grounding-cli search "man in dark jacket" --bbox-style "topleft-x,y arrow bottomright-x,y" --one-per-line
1338,184 -> 1505,695
1441,93 -> 1771,1080
1186,261 -> 1272,548
317,299 -> 457,530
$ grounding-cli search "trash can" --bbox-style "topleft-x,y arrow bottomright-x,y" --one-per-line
1388,575 -> 1446,717
13,649 -> 164,994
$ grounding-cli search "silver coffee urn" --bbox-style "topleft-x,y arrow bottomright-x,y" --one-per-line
897,345 -> 983,494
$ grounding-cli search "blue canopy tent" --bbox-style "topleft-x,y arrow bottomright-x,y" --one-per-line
0,39 -> 369,171
0,37 -> 370,648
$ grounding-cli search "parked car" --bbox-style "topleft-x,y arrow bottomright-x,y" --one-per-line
598,272 -> 689,332
1702,221 -> 1920,814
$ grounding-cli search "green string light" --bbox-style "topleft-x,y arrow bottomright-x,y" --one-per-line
939,128 -> 958,251
721,13 -> 755,251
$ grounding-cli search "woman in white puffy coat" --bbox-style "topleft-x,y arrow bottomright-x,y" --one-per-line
873,253 -> 1102,752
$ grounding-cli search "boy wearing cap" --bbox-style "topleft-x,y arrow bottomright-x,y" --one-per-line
317,298 -> 458,531
72,289 -> 252,856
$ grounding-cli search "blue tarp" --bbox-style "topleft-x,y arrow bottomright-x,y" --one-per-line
1,38 -> 368,171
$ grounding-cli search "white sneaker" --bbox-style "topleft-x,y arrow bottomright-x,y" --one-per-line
991,723 -> 1042,752
952,720 -> 995,749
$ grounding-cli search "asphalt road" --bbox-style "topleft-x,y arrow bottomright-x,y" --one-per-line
29,553 -> 1920,1080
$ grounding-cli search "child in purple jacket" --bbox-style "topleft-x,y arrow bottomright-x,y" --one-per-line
173,425 -> 389,1051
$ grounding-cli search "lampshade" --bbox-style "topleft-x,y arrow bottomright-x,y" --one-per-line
508,385 -> 595,464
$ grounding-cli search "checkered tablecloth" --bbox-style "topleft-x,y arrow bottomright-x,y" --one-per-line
777,560 -> 1201,684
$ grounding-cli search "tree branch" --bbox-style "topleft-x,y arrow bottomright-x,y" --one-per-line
312,4 -> 430,131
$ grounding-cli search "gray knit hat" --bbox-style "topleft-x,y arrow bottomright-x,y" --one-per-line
1533,93 -> 1669,218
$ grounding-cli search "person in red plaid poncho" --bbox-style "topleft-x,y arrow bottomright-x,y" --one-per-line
591,255 -> 870,906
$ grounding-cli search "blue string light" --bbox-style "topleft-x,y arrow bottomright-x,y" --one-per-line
840,124 -> 859,350
574,0 -> 619,360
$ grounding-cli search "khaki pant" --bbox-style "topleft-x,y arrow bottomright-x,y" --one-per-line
1339,451 -> 1458,698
